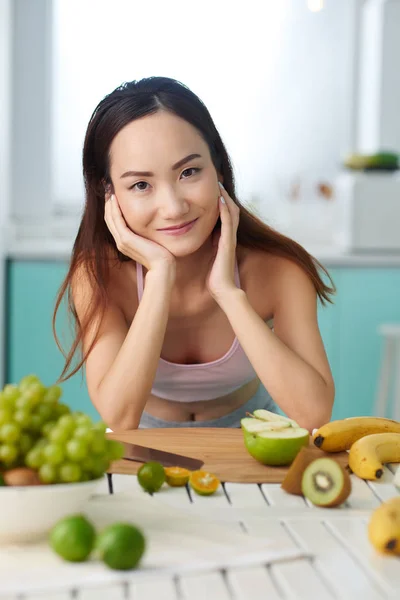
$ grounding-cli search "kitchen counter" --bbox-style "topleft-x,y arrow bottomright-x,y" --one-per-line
4,235 -> 400,267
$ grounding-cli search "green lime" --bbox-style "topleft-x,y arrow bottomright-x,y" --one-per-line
96,523 -> 145,570
49,514 -> 96,562
137,461 -> 165,493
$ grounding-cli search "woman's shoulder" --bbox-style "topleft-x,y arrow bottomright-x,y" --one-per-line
238,246 -> 316,309
238,245 -> 305,282
72,252 -> 138,309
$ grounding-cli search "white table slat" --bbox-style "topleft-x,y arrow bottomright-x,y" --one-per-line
240,519 -> 333,598
326,518 -> 399,595
20,593 -> 72,600
128,577 -> 178,600
260,484 -> 307,508
347,476 -> 382,510
178,571 -> 232,600
111,474 -> 148,495
366,466 -> 399,502
76,583 -> 125,599
145,483 -> 191,509
223,483 -> 268,508
241,516 -> 298,545
271,558 -> 333,599
285,519 -> 385,599
92,474 -> 110,496
366,481 -> 399,503
226,565 -> 282,600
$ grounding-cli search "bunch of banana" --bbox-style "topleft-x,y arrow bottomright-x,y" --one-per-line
313,417 -> 400,452
368,497 -> 400,555
348,433 -> 400,480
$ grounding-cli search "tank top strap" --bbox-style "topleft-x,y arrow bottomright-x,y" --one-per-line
136,261 -> 144,301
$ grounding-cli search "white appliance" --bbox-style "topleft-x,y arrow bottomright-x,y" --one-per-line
335,171 -> 400,251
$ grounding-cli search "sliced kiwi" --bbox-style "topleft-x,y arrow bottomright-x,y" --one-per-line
301,458 -> 351,507
281,447 -> 327,495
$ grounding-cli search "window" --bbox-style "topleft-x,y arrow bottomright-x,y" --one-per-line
51,0 -> 356,228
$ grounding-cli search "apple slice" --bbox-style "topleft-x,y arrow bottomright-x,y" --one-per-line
253,409 -> 299,428
243,426 -> 309,466
240,417 -> 291,434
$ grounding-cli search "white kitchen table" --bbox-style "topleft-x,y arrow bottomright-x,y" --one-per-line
1,465 -> 399,600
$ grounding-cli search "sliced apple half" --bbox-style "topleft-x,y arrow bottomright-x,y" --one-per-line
252,409 -> 299,428
243,426 -> 309,466
241,417 -> 291,434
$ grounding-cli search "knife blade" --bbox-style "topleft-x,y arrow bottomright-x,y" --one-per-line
121,441 -> 204,470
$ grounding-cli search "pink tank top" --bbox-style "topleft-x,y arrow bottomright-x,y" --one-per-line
136,259 -> 257,402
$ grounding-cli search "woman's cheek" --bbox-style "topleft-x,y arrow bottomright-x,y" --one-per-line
125,203 -> 154,235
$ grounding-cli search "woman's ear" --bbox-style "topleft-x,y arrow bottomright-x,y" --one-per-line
102,179 -> 113,195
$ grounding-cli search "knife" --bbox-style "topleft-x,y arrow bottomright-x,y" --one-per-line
121,441 -> 204,470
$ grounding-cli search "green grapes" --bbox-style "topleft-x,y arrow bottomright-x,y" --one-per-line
0,374 -> 124,484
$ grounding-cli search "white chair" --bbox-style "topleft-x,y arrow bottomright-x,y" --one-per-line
375,324 -> 400,421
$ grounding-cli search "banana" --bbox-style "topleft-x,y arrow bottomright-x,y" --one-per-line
368,497 -> 400,555
312,417 -> 400,452
348,433 -> 400,480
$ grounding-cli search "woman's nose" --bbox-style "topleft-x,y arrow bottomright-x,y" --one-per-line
157,189 -> 189,219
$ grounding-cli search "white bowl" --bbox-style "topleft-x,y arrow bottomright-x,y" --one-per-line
0,478 -> 103,544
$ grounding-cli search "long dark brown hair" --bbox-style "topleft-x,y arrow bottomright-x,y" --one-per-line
53,76 -> 335,382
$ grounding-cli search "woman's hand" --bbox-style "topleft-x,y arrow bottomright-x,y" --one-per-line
207,183 -> 241,303
104,193 -> 175,273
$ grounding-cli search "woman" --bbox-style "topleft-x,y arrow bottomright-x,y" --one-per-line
54,76 -> 335,432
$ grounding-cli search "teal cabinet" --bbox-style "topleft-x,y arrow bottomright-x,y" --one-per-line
333,269 -> 400,419
6,261 -> 99,420
317,268 -> 341,419
5,261 -> 400,422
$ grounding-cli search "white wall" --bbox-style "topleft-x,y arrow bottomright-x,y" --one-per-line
51,0 -> 356,221
0,0 -> 11,385
357,0 -> 400,152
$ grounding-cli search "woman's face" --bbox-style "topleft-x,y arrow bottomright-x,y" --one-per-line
108,110 -> 221,257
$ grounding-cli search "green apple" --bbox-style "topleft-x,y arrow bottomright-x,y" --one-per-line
242,425 -> 310,466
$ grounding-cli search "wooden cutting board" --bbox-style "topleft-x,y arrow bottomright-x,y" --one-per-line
107,428 -> 348,483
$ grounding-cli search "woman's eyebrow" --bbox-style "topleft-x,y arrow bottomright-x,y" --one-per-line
120,153 -> 202,179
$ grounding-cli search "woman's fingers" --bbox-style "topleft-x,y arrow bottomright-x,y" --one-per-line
218,183 -> 240,230
104,196 -> 119,241
218,195 -> 231,243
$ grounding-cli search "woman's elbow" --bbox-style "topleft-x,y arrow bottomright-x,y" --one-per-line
299,389 -> 335,433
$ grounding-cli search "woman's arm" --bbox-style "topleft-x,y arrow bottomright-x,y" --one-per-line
74,264 -> 175,431
217,259 -> 335,431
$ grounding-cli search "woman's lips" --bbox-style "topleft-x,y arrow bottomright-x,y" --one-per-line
157,218 -> 198,236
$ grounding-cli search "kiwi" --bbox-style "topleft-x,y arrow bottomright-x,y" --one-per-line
301,457 -> 351,508
281,447 -> 326,495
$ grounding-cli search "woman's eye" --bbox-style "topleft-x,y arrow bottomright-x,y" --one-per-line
129,168 -> 200,191
131,181 -> 149,191
181,167 -> 201,178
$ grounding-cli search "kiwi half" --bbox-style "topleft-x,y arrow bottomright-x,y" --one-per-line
301,457 -> 351,507
281,447 -> 327,495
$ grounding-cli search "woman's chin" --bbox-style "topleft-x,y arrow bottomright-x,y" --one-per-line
157,235 -> 210,259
